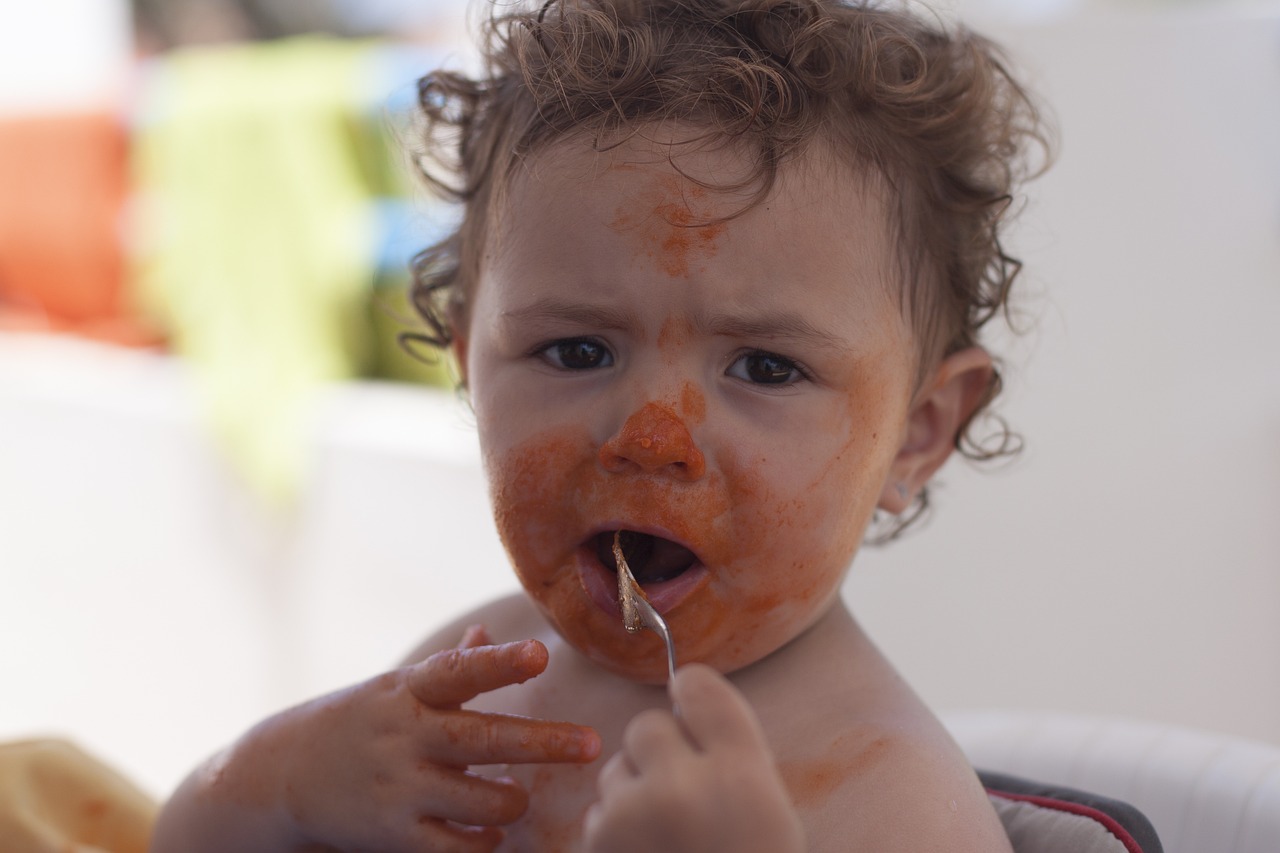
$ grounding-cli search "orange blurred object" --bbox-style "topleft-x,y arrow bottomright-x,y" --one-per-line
0,112 -> 162,346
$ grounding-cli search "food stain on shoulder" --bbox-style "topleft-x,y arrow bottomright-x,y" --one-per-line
609,172 -> 726,278
778,732 -> 893,809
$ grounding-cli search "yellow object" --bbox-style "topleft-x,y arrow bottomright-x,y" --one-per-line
0,739 -> 157,853
132,37 -> 391,504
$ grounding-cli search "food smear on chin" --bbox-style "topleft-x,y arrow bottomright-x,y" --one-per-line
487,422 -> 857,679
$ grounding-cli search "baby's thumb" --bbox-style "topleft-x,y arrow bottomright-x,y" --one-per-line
456,623 -> 492,650
669,664 -> 767,753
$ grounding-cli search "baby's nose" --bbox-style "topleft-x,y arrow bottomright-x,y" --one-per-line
598,402 -> 706,481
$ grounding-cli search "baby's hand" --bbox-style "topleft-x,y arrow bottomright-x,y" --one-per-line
582,664 -> 804,853
219,626 -> 600,853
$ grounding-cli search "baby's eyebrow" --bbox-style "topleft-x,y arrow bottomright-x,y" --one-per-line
700,311 -> 850,352
500,299 -> 850,353
501,298 -> 638,332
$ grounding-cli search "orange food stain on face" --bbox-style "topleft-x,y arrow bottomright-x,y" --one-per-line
655,315 -> 694,355
678,381 -> 706,425
601,401 -> 705,478
609,173 -> 726,278
474,132 -> 919,686
487,411 -> 864,681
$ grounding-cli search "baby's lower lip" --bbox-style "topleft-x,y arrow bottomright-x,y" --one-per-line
577,547 -> 709,618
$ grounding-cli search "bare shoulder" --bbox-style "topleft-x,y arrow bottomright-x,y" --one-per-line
751,609 -> 1011,852
397,593 -> 550,665
817,717 -> 1010,853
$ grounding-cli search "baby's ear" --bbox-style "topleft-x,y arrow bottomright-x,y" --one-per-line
451,333 -> 470,385
878,347 -> 994,514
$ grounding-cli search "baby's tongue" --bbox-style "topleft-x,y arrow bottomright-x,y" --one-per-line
631,536 -> 696,584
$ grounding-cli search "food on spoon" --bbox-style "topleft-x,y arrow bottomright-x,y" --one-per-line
613,530 -> 647,633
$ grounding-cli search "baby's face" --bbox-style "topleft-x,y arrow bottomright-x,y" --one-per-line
461,131 -> 917,681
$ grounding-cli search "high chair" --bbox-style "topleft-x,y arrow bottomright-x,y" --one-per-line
945,710 -> 1280,853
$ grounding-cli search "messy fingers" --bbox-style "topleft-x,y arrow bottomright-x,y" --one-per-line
408,640 -> 549,708
416,766 -> 530,826
411,817 -> 505,853
426,711 -> 600,766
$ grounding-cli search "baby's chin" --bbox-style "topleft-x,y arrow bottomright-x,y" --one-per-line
557,621 -> 787,685
548,618 -> 677,684
522,569 -> 834,683
589,654 -> 675,686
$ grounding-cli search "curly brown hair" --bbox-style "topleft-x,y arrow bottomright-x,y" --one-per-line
405,0 -> 1052,535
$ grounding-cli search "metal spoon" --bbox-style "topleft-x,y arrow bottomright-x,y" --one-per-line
613,531 -> 678,685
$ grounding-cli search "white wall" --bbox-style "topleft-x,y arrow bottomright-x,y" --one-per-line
0,0 -> 130,116
850,5 -> 1280,742
1,6 -> 1277,798
0,337 -> 515,797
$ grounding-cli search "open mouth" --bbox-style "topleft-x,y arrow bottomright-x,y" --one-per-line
594,529 -> 699,586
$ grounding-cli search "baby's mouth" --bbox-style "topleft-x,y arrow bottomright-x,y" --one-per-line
594,529 -> 699,586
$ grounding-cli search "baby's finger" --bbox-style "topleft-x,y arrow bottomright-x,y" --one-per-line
409,640 -> 549,708
669,663 -> 769,754
581,800 -> 606,847
593,748 -> 638,795
456,624 -> 492,650
417,766 -> 530,826
428,711 -> 601,766
620,707 -> 688,773
411,817 -> 505,853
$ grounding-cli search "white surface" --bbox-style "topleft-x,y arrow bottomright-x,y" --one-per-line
944,710 -> 1280,853
1,6 -> 1278,799
847,5 -> 1280,748
0,335 -> 514,797
0,0 -> 131,116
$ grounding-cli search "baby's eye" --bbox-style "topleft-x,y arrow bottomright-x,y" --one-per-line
726,350 -> 806,385
538,338 -> 614,371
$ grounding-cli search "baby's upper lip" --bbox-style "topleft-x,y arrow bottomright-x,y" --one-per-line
586,522 -> 706,573
583,522 -> 703,566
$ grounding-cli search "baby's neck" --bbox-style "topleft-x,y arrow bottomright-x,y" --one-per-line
538,599 -> 881,726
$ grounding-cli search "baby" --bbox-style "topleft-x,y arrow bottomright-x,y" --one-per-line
152,0 -> 1049,850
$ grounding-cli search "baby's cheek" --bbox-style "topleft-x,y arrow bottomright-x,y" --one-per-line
485,422 -> 875,677
487,429 -> 662,674
488,430 -> 591,584
674,451 -> 867,669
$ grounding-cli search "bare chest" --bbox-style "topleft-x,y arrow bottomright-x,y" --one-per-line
487,759 -> 600,853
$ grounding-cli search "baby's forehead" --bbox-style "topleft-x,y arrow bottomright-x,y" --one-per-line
516,128 -> 755,197
507,126 -> 884,223
490,130 -> 910,314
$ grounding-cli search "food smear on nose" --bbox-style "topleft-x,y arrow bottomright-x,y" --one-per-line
600,401 -> 706,478
609,174 -> 725,278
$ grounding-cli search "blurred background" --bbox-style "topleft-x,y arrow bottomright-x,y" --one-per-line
1,0 -> 1277,799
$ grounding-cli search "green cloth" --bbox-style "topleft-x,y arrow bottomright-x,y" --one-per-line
133,37 -> 395,505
